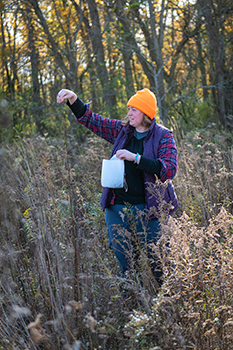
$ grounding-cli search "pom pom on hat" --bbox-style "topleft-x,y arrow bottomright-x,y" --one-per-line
127,88 -> 157,119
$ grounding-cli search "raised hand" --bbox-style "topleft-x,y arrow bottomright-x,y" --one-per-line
56,89 -> 77,104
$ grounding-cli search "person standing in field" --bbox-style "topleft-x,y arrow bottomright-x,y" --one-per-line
57,88 -> 178,288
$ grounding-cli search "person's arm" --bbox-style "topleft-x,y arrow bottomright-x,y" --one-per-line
115,150 -> 161,177
116,132 -> 177,180
138,133 -> 177,181
57,89 -> 86,118
66,97 -> 86,119
136,155 -> 162,177
57,89 -> 123,144
155,132 -> 178,181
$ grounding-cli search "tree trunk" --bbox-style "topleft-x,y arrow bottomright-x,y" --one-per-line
148,0 -> 167,123
25,8 -> 46,135
199,0 -> 226,126
121,39 -> 135,99
196,32 -> 208,101
1,9 -> 14,99
114,0 -> 155,89
86,0 -> 117,117
71,0 -> 117,117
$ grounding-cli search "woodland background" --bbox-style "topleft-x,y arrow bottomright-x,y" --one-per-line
0,0 -> 233,349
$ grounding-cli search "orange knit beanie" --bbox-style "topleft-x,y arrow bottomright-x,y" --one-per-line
127,88 -> 157,119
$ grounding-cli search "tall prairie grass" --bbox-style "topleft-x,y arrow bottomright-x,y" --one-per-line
0,126 -> 232,349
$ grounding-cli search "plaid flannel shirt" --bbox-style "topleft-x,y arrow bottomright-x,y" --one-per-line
76,102 -> 177,182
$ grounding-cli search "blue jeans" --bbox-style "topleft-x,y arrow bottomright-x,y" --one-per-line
105,204 -> 163,285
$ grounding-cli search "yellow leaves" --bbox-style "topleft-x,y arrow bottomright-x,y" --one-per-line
24,184 -> 30,194
24,208 -> 31,217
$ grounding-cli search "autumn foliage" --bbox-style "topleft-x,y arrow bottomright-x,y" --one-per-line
0,0 -> 233,349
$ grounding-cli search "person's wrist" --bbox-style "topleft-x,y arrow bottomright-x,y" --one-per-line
134,153 -> 140,164
67,96 -> 86,118
69,94 -> 77,105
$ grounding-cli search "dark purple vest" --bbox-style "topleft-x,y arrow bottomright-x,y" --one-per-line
100,119 -> 178,219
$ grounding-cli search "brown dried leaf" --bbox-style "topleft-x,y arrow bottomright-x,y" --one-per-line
28,328 -> 45,344
215,306 -> 232,314
187,312 -> 200,319
98,327 -> 107,334
204,327 -> 216,337
224,321 -> 233,328
203,319 -> 213,329
27,314 -> 48,344
27,313 -> 43,330
83,313 -> 97,333
68,300 -> 84,311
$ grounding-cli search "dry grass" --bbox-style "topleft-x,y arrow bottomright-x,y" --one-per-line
0,127 -> 232,349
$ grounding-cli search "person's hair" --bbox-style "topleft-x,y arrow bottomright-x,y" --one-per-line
122,113 -> 153,128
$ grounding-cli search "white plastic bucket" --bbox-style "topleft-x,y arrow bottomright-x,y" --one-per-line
101,155 -> 125,188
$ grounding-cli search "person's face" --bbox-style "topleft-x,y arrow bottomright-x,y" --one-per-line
128,106 -> 144,130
